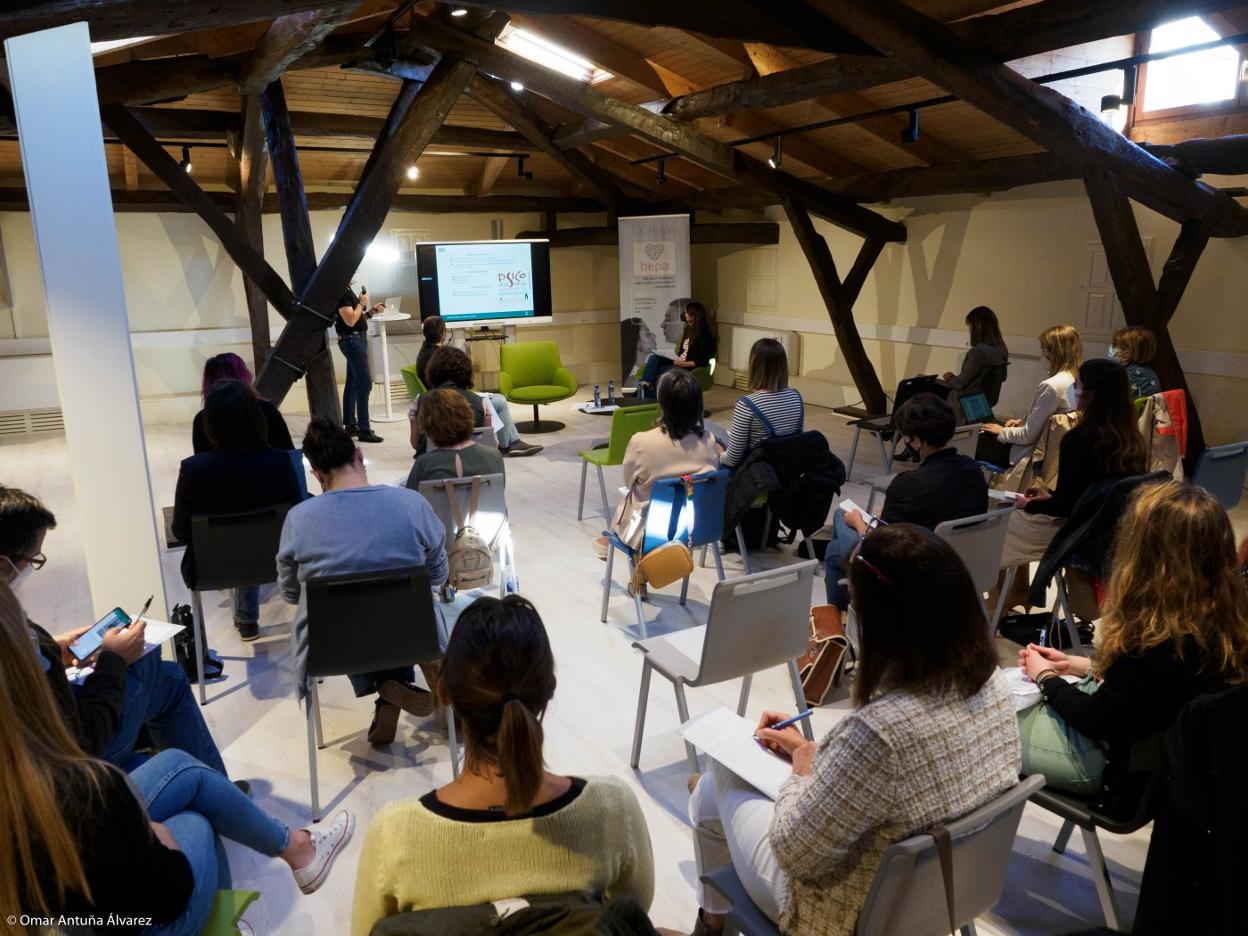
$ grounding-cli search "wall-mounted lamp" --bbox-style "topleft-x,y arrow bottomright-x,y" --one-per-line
180,145 -> 192,173
900,109 -> 920,145
767,136 -> 783,170
1101,64 -> 1137,117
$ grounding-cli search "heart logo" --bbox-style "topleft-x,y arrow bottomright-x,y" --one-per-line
644,242 -> 665,261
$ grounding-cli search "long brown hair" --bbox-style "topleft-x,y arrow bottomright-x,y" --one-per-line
0,582 -> 107,918
746,338 -> 789,393
1039,324 -> 1081,378
1099,482 -> 1248,681
966,306 -> 1004,348
849,524 -> 998,707
680,299 -> 710,345
1076,359 -> 1147,477
439,596 -> 556,816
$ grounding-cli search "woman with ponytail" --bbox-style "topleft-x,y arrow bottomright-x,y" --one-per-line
351,596 -> 655,935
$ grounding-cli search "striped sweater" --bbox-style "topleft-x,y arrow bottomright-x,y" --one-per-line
723,388 -> 805,467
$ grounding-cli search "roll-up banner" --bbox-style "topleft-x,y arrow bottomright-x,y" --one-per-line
617,213 -> 691,387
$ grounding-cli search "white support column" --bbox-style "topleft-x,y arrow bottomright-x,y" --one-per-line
6,23 -> 168,619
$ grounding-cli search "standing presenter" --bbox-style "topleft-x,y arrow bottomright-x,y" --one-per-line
336,280 -> 386,444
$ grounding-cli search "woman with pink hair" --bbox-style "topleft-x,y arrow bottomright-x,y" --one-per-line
191,353 -> 294,454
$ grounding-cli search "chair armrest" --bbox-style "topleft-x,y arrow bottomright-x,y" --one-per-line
554,366 -> 578,393
848,416 -> 892,432
498,371 -> 515,397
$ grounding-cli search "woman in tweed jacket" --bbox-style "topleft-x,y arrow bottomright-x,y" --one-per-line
688,524 -> 1021,936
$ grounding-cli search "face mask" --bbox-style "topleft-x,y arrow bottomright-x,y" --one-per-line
1107,345 -> 1119,361
2,556 -> 32,592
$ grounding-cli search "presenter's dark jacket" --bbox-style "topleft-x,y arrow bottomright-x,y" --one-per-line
21,760 -> 194,933
681,331 -> 717,369
335,287 -> 367,337
31,618 -> 125,756
191,399 -> 294,454
879,447 -> 988,530
172,447 -> 306,589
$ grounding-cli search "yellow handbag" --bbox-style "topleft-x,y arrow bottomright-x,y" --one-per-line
631,476 -> 697,593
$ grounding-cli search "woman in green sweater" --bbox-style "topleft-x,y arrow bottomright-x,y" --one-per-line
351,596 -> 654,935
406,388 -> 506,487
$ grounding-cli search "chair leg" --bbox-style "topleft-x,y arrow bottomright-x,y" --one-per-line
446,703 -> 461,780
846,427 -> 861,479
532,404 -> 540,430
736,673 -> 752,716
311,679 -> 325,750
190,590 -> 207,706
990,566 -> 1017,634
712,542 -> 725,580
699,544 -> 708,569
759,507 -> 771,551
674,681 -> 699,774
679,575 -> 689,606
633,565 -> 647,640
736,526 -> 752,574
1056,574 -> 1084,655
1080,825 -> 1123,930
630,660 -> 653,769
306,693 -> 320,823
787,660 -> 815,739
876,432 -> 892,472
601,540 -> 616,623
1052,819 -> 1075,854
578,459 -> 588,520
596,464 -> 610,520
960,924 -> 978,936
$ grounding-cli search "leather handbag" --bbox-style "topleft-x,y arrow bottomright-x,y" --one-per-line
631,476 -> 696,593
799,604 -> 850,707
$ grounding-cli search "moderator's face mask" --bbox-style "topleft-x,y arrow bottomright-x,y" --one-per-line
1,555 -> 32,591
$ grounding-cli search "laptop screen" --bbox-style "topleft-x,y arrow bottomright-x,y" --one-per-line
959,392 -> 993,423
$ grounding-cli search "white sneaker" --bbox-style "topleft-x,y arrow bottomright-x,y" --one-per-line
291,810 -> 355,895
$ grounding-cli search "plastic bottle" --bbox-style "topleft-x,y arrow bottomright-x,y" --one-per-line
593,384 -> 602,407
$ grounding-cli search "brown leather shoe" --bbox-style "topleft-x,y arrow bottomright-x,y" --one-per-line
379,679 -> 435,717
367,700 -> 400,746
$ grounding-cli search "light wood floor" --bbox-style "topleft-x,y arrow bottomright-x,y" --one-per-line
10,384 -> 1224,935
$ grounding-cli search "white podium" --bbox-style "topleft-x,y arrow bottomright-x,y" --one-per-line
371,310 -> 410,422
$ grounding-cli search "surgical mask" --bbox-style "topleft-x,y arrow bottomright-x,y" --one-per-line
1,555 -> 32,592
1107,345 -> 1119,361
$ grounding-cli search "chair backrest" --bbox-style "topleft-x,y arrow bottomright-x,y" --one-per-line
1192,441 -> 1248,510
472,425 -> 496,449
934,510 -> 1011,596
417,473 -> 508,554
856,775 -> 1044,936
305,565 -> 440,679
693,357 -> 717,392
891,374 -> 943,420
642,469 -> 730,553
606,403 -> 660,463
400,364 -> 426,400
499,341 -> 561,387
948,423 -> 981,460
693,560 -> 817,687
981,361 -> 1009,407
190,505 -> 290,591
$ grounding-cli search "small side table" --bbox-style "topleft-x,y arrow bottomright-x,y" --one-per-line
371,310 -> 410,422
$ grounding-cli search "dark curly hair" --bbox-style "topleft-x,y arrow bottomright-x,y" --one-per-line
427,345 -> 474,390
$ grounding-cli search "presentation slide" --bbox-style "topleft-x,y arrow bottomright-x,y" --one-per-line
434,242 -> 536,322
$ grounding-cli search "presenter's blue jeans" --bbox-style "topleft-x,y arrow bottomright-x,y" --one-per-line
99,649 -> 228,776
823,509 -> 861,611
638,353 -> 675,397
338,333 -> 372,431
134,749 -> 290,936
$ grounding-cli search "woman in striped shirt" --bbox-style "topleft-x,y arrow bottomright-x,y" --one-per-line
722,338 -> 804,468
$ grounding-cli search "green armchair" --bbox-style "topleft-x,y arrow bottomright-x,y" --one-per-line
498,341 -> 578,433
692,357 -> 717,393
400,364 -> 426,400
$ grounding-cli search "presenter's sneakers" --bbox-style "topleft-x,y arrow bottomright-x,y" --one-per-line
291,810 -> 355,895
357,430 -> 384,443
503,439 -> 543,457
234,619 -> 259,642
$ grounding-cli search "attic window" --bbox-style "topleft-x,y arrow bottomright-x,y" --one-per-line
496,26 -> 612,84
1141,17 -> 1243,113
90,36 -> 155,55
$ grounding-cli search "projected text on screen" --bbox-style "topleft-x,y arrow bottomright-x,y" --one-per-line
434,242 -> 535,321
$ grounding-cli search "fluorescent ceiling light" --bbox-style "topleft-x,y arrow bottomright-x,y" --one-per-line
496,27 -> 612,84
90,36 -> 155,56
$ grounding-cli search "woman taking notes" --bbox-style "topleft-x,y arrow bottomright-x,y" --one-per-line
688,525 -> 1020,936
351,596 -> 654,934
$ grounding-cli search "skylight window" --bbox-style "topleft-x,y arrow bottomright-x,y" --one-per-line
496,27 -> 612,84
1142,16 -> 1242,112
90,36 -> 155,56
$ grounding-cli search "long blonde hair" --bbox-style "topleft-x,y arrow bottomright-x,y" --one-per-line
1039,324 -> 1082,378
0,582 -> 106,920
1099,482 -> 1248,680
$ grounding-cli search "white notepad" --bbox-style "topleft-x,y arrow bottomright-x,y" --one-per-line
679,706 -> 792,800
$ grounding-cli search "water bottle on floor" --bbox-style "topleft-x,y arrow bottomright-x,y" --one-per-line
607,380 -> 616,404
593,384 -> 602,408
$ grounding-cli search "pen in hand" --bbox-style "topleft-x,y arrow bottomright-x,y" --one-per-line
755,709 -> 814,738
132,595 -> 153,626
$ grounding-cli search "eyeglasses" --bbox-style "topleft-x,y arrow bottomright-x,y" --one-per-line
8,552 -> 47,570
853,518 -> 892,586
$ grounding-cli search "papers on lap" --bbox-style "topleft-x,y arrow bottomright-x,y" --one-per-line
679,706 -> 792,800
66,618 -> 185,686
1003,665 -> 1079,712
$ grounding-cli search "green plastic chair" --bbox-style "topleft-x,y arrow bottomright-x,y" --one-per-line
498,341 -> 578,433
204,889 -> 260,935
692,357 -> 717,393
577,403 -> 660,520
400,364 -> 426,400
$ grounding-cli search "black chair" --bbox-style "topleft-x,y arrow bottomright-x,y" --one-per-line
843,374 -> 943,478
981,361 -> 1009,408
189,505 -> 290,705
304,565 -> 455,821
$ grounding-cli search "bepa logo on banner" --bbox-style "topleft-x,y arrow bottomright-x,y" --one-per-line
634,240 -> 674,274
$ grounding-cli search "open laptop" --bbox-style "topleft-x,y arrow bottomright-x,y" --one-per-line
958,391 -> 995,424
382,296 -> 402,316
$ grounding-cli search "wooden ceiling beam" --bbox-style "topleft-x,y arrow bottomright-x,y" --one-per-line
238,2 -> 363,94
1141,135 -> 1248,176
468,155 -> 510,196
512,221 -> 779,247
403,15 -> 905,242
661,0 -> 1248,121
238,93 -> 274,373
811,0 -> 1248,236
825,153 -> 1079,202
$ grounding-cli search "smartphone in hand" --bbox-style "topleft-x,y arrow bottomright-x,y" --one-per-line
69,607 -> 132,662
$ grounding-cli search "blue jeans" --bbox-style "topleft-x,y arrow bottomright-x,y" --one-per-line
233,586 -> 259,625
638,353 -> 674,396
823,509 -> 862,610
484,392 -> 520,448
348,665 -> 416,698
134,749 -> 289,936
338,333 -> 372,431
99,649 -> 227,776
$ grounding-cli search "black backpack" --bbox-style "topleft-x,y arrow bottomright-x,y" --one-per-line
171,603 -> 223,682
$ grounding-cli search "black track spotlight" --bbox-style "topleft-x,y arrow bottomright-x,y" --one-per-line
767,136 -> 783,170
900,109 -> 920,145
180,145 -> 193,173
517,155 -> 533,180
656,157 -> 667,184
